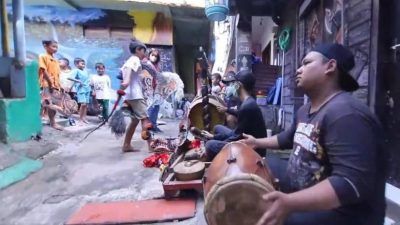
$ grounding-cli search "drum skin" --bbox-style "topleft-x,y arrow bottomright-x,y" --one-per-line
188,95 -> 226,132
203,142 -> 273,196
203,142 -> 275,225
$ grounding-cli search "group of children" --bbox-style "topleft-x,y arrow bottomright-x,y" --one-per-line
40,40 -> 112,129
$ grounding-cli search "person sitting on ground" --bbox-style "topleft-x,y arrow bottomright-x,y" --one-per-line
217,71 -> 241,129
120,40 -> 153,152
211,73 -> 223,97
243,43 -> 385,225
195,70 -> 267,161
38,39 -> 64,130
72,58 -> 91,124
90,63 -> 112,122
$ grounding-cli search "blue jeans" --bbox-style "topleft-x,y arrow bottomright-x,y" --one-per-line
205,125 -> 234,160
148,104 -> 160,129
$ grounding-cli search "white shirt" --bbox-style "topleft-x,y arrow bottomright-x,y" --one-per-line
121,56 -> 143,100
90,74 -> 111,100
60,70 -> 74,92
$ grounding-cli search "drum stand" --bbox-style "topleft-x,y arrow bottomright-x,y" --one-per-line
161,153 -> 211,199
159,124 -> 210,198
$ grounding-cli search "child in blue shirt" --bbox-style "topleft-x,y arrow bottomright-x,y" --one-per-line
72,58 -> 91,124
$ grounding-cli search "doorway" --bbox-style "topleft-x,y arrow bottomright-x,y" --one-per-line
376,0 -> 400,188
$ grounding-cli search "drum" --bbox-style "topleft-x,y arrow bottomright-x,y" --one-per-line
188,95 -> 226,132
203,142 -> 275,225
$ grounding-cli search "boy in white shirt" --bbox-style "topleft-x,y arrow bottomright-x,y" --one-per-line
120,40 -> 152,152
90,63 -> 112,121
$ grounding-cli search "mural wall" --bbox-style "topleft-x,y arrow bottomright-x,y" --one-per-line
129,10 -> 173,46
299,0 -> 369,103
2,5 -> 175,94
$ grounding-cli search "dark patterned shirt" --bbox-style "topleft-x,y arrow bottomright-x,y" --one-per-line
277,92 -> 385,225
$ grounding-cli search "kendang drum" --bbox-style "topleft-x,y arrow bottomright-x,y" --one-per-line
188,95 -> 225,132
203,142 -> 275,225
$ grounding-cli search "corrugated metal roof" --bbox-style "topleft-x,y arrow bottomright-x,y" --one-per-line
17,0 -> 204,10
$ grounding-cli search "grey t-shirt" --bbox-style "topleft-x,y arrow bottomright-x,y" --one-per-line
277,92 -> 386,224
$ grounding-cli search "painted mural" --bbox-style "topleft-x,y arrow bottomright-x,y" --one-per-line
301,0 -> 368,94
304,3 -> 323,53
128,10 -> 173,46
1,5 -> 182,116
323,0 -> 344,44
303,0 -> 343,52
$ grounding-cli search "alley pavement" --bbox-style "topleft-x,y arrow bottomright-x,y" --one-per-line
0,118 -> 205,225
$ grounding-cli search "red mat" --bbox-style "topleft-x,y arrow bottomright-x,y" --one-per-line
66,199 -> 196,225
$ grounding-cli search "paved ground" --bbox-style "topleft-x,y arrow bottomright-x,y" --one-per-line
2,116 -> 399,225
0,118 -> 205,225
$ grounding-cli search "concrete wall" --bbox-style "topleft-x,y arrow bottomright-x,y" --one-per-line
0,61 -> 42,143
252,16 -> 276,53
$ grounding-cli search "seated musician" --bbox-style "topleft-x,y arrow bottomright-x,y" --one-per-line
217,71 -> 241,129
243,44 -> 385,225
201,70 -> 267,160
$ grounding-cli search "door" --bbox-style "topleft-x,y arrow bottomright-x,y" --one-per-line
377,0 -> 400,188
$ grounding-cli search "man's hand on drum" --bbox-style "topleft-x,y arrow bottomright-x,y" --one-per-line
256,191 -> 292,225
241,133 -> 257,149
216,105 -> 227,113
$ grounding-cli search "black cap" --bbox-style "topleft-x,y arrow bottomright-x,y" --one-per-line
234,70 -> 256,91
129,40 -> 147,54
222,71 -> 236,84
312,43 -> 359,92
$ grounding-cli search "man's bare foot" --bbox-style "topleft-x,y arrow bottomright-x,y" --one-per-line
122,145 -> 140,152
51,124 -> 64,131
82,119 -> 89,124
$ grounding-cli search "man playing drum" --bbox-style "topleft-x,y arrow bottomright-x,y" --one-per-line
200,70 -> 267,160
243,44 -> 385,225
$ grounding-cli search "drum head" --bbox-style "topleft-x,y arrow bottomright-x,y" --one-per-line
188,95 -> 225,132
204,173 -> 274,225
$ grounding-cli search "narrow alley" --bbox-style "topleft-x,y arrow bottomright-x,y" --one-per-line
1,0 -> 400,224
0,119 -> 205,225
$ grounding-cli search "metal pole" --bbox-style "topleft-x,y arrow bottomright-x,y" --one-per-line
12,0 -> 26,67
280,51 -> 285,107
1,0 -> 10,57
280,50 -> 285,129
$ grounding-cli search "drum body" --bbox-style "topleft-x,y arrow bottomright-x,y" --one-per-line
203,142 -> 274,225
188,95 -> 225,132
